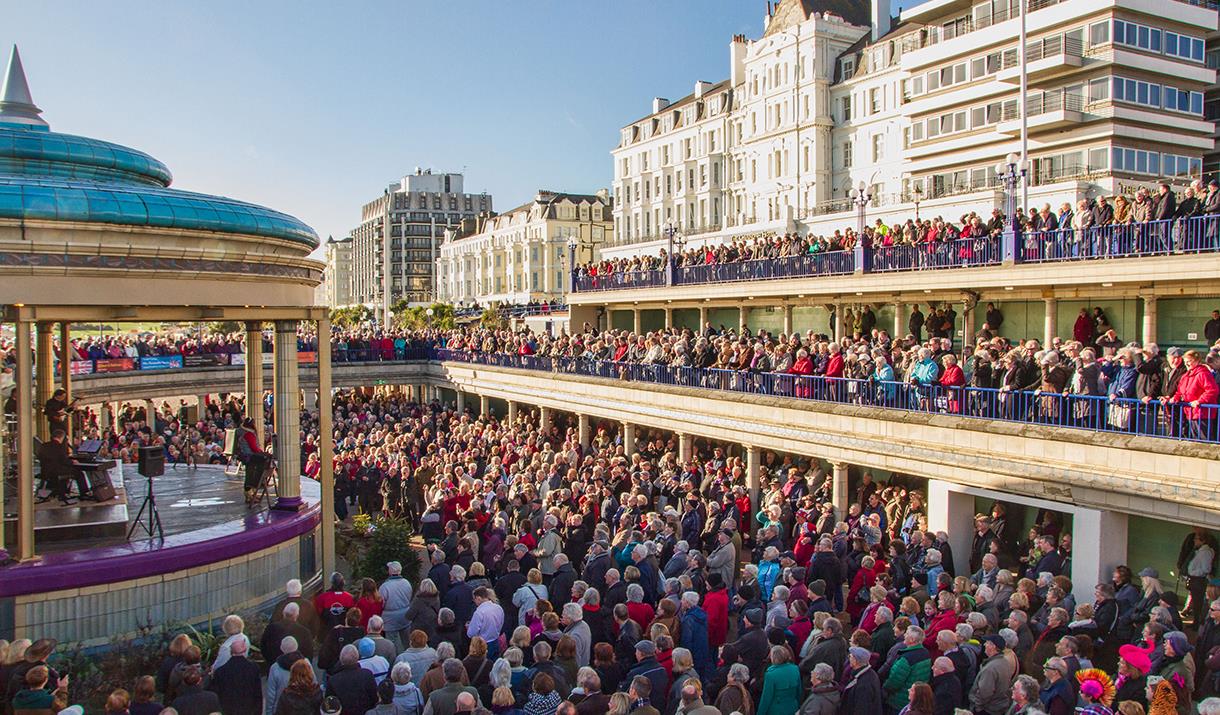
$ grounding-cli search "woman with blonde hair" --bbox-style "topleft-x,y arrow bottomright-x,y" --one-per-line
606,691 -> 633,715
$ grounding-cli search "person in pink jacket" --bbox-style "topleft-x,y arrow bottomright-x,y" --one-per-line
1170,349 -> 1219,440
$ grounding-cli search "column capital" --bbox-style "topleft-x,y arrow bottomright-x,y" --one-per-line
1141,294 -> 1158,304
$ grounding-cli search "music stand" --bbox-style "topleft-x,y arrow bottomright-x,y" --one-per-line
128,446 -> 165,540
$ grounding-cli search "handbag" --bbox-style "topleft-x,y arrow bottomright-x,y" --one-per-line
1108,403 -> 1132,429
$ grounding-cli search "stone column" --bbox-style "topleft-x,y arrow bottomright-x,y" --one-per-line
632,308 -> 642,334
664,307 -> 673,330
925,479 -> 976,577
507,400 -> 519,423
894,302 -> 903,338
1071,508 -> 1129,606
833,303 -> 845,343
15,319 -> 35,560
738,306 -> 749,334
831,461 -> 850,518
244,321 -> 265,447
698,306 -> 708,331
303,390 -> 318,413
578,414 -> 590,451
539,406 -> 552,432
318,317 -> 336,577
1043,298 -> 1057,348
144,399 -> 157,429
455,390 -> 466,414
57,323 -> 72,441
1142,295 -> 1157,346
679,433 -> 693,462
746,445 -> 761,513
622,422 -> 636,455
479,394 -> 490,417
99,402 -> 113,431
782,305 -> 793,335
35,322 -> 53,442
273,320 -> 301,510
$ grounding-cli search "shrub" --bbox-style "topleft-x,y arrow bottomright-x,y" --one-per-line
352,516 -> 424,587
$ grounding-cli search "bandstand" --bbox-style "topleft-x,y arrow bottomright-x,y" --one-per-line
0,47 -> 336,644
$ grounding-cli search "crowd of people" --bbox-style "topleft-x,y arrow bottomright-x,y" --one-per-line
573,179 -> 1220,285
10,386 -> 1220,715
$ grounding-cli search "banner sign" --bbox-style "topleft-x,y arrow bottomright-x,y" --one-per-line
70,360 -> 95,375
183,354 -> 231,368
230,353 -> 246,366
94,358 -> 136,373
297,351 -> 318,364
139,355 -> 184,371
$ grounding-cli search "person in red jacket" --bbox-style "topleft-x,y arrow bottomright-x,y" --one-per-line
1170,349 -> 1219,441
825,343 -> 845,402
237,417 -> 268,503
703,573 -> 730,649
938,354 -> 967,414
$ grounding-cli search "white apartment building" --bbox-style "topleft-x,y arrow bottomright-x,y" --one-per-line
605,0 -> 1218,259
436,190 -> 613,307
321,235 -> 354,309
349,170 -> 491,317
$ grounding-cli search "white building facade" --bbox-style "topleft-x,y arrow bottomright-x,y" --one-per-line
604,0 -> 1217,259
321,235 -> 354,309
436,190 -> 613,307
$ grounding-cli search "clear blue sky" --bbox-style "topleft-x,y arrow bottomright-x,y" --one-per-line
3,1 -> 772,256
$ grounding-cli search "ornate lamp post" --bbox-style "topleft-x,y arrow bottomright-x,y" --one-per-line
913,184 -> 923,222
849,180 -> 873,234
995,152 -> 1029,263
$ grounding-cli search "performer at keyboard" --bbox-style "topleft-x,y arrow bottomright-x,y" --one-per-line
37,428 -> 91,505
43,388 -> 79,436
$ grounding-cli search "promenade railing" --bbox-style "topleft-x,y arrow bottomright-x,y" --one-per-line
430,348 -> 1220,445
570,215 -> 1220,292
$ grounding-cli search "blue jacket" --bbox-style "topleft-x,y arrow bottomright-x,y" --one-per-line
680,606 -> 714,677
1107,364 -> 1138,399
622,656 -> 669,712
758,559 -> 781,601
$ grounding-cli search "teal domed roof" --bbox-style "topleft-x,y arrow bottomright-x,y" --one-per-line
0,47 -> 318,249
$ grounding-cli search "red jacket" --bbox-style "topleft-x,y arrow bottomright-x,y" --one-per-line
1174,364 -> 1219,421
703,588 -> 729,648
825,353 -> 845,379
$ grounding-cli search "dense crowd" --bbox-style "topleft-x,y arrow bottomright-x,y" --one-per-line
11,388 -> 1220,715
574,180 -> 1219,282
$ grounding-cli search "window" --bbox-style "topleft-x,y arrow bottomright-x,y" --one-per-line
872,135 -> 884,162
1090,20 -> 1110,46
1112,147 -> 1161,175
843,141 -> 853,168
1088,77 -> 1110,103
1164,31 -> 1205,62
870,88 -> 881,113
842,96 -> 852,121
841,58 -> 855,79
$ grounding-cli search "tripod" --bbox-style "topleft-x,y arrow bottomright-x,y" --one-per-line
127,473 -> 164,540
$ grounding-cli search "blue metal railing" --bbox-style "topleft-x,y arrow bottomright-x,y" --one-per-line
870,236 -> 1002,273
573,269 -> 667,292
430,348 -> 1220,445
569,215 -> 1220,292
674,251 -> 854,284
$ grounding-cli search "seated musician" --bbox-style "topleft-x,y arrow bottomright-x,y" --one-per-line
43,388 -> 77,436
36,429 -> 91,505
236,418 -> 268,503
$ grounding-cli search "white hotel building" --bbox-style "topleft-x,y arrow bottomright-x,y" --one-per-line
607,0 -> 1218,259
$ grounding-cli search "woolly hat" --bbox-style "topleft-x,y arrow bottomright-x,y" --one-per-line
1118,644 -> 1152,675
357,637 -> 375,659
1165,630 -> 1193,655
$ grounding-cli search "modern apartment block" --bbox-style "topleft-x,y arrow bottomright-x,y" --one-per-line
607,0 -> 1218,259
436,190 -> 613,307
349,169 -> 491,316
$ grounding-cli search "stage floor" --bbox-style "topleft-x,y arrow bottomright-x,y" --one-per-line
4,463 -> 274,553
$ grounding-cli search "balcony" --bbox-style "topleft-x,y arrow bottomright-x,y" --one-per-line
996,36 -> 1084,83
996,92 -> 1086,134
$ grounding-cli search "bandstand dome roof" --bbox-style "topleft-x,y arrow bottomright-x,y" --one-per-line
0,46 -> 319,249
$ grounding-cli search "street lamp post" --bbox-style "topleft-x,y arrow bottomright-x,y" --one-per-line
995,152 -> 1029,264
913,185 -> 923,222
849,180 -> 872,235
566,236 -> 577,293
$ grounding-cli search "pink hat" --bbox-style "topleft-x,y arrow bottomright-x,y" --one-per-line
1119,644 -> 1151,675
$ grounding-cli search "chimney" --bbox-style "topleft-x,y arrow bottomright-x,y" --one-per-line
871,0 -> 892,40
694,80 -> 714,98
730,35 -> 748,87
652,97 -> 670,114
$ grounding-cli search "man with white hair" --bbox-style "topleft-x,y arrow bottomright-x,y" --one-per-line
423,658 -> 482,715
534,514 -> 563,581
550,553 -> 578,610
930,655 -> 962,712
327,644 -> 377,714
365,615 -> 397,662
264,636 -> 306,715
443,564 -> 475,625
633,543 -> 661,603
209,636 -> 261,715
271,578 -> 320,637
380,560 -> 414,651
561,601 -> 592,667
261,601 -> 315,664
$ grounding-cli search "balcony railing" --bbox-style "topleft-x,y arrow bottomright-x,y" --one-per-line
431,349 -> 1220,445
999,36 -> 1083,69
1000,91 -> 1085,121
570,215 -> 1220,292
573,269 -> 667,292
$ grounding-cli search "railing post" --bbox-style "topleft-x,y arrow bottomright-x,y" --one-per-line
1002,226 -> 1018,265
854,242 -> 866,274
